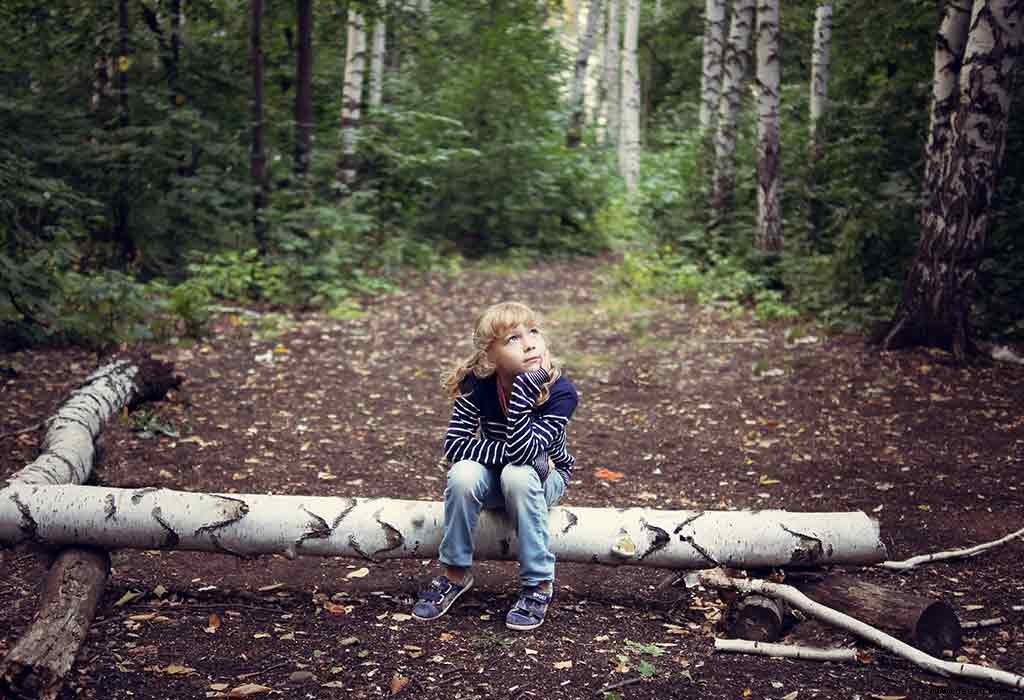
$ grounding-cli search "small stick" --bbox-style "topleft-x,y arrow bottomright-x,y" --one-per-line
879,526 -> 1024,571
698,569 -> 1024,692
713,638 -> 858,662
961,617 -> 1007,630
594,676 -> 644,695
236,660 -> 291,680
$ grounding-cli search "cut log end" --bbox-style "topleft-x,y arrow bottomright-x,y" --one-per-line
727,593 -> 786,642
126,353 -> 181,406
916,601 -> 962,655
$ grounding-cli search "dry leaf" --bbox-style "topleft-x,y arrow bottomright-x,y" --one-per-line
128,613 -> 157,622
742,689 -> 752,698
782,692 -> 798,700
391,613 -> 412,622
205,613 -> 222,634
114,590 -> 143,607
553,660 -> 573,670
210,683 -> 229,691
257,583 -> 284,592
390,672 -> 410,694
594,467 -> 625,482
324,601 -> 353,615
346,567 -> 370,579
162,664 -> 195,675
253,632 -> 271,639
439,632 -> 454,642
153,584 -> 168,598
758,474 -> 781,485
228,683 -> 273,698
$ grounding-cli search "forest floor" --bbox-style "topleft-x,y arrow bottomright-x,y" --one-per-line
2,256 -> 1023,700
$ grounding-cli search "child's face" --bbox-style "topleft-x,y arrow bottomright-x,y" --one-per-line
488,323 -> 548,378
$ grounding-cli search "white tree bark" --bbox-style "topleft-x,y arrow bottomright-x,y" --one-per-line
714,638 -> 859,662
809,3 -> 833,150
924,0 -> 971,192
619,0 -> 641,190
754,0 -> 781,251
6,361 -> 141,487
369,3 -> 387,109
712,0 -> 756,212
603,0 -> 622,149
339,11 -> 367,186
699,0 -> 728,133
568,0 -> 604,146
700,570 -> 1024,692
0,485 -> 887,568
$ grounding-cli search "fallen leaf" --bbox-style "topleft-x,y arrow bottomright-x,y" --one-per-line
324,602 -> 353,615
321,681 -> 346,689
346,567 -> 370,579
439,632 -> 454,642
390,672 -> 410,694
742,689 -> 752,698
594,467 -> 625,482
253,632 -> 271,639
162,664 -> 195,675
128,613 -> 157,622
257,583 -> 284,592
153,584 -> 168,598
553,660 -> 573,670
210,683 -> 230,691
205,613 -> 222,634
758,474 -> 781,485
114,590 -> 143,607
391,613 -> 412,622
228,683 -> 273,698
339,636 -> 360,646
782,692 -> 798,700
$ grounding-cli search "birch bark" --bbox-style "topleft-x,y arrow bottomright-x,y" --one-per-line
369,3 -> 387,109
619,0 -> 641,190
754,0 -> 781,251
924,1 -> 972,198
809,3 -> 833,152
603,0 -> 622,149
712,0 -> 756,213
699,0 -> 728,133
568,0 -> 604,147
338,11 -> 367,188
0,485 -> 888,569
882,0 -> 1024,358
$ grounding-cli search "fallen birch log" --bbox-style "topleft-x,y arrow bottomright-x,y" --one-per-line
713,638 -> 858,662
1,357 -> 178,700
797,574 -> 961,654
0,485 -> 887,569
879,526 -> 1024,571
699,569 -> 1024,692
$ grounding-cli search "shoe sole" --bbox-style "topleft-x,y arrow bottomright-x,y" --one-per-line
411,578 -> 473,621
505,618 -> 544,631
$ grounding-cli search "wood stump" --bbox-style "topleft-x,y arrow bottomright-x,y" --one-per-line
797,574 -> 961,654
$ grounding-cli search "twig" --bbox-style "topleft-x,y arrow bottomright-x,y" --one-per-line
961,617 -> 1006,630
879,526 -> 1024,571
236,660 -> 292,680
0,422 -> 43,440
698,569 -> 1024,692
594,676 -> 644,695
713,638 -> 858,662
708,338 -> 770,345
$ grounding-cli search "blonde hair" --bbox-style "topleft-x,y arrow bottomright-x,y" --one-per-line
442,301 -> 562,405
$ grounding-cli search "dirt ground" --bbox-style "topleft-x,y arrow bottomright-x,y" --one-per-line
2,257 -> 1023,700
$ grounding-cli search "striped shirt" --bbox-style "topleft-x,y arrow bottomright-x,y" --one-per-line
443,368 -> 579,483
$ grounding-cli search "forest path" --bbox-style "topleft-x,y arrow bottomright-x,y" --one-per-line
1,255 -> 1022,699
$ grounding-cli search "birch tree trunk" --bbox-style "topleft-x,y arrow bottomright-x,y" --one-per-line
338,11 -> 367,188
294,0 -> 314,178
369,3 -> 387,109
923,1 -> 972,205
754,0 -> 782,252
699,0 -> 728,134
712,0 -> 756,214
603,0 -> 622,150
881,0 -> 1024,359
250,0 -> 267,250
568,0 -> 604,147
809,3 -> 833,154
619,0 -> 641,190
0,485 -> 888,569
0,358 -> 177,700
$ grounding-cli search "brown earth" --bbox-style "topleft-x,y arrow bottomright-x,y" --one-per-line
2,257 -> 1023,700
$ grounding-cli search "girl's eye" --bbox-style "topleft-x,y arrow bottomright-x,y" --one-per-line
529,328 -> 540,336
506,335 -> 520,344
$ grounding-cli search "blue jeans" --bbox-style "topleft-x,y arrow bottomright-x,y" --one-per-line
439,459 -> 567,588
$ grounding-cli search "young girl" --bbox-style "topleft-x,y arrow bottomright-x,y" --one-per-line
412,301 -> 579,631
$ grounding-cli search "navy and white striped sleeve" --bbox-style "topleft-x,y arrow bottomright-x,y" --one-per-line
505,369 -> 578,469
442,380 -> 508,467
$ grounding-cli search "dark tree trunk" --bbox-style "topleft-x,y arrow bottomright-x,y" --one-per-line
252,0 -> 268,251
115,0 -> 135,265
294,0 -> 314,179
169,0 -> 181,101
880,1 -> 1024,360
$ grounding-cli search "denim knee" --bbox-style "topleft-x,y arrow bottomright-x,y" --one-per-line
500,464 -> 541,498
447,459 -> 487,497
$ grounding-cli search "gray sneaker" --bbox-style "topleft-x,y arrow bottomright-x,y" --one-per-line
411,575 -> 474,621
